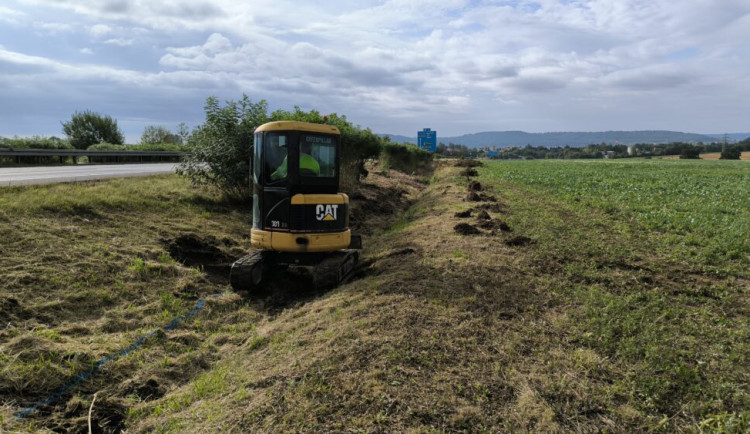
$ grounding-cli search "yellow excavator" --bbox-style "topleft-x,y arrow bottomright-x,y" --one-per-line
230,121 -> 361,292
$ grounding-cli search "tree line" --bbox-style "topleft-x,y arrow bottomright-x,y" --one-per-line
177,96 -> 432,199
477,139 -> 750,160
2,99 -> 433,197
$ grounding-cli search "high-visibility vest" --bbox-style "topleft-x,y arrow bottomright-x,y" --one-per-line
271,153 -> 320,180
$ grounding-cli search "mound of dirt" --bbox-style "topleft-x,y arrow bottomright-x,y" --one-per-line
460,168 -> 479,177
476,210 -> 491,220
468,181 -> 482,191
124,378 -> 165,402
466,191 -> 497,202
478,219 -> 512,232
0,297 -> 29,324
454,159 -> 483,168
454,210 -> 472,218
164,234 -> 233,266
472,203 -> 507,214
504,235 -> 534,246
454,223 -> 481,235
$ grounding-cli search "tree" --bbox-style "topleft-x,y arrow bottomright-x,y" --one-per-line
720,146 -> 741,160
141,125 -> 181,145
679,146 -> 701,159
177,95 -> 268,199
61,110 -> 124,149
177,96 -> 383,199
177,122 -> 191,145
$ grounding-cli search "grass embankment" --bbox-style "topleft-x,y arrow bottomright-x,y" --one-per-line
2,160 -> 749,432
0,176 -> 259,432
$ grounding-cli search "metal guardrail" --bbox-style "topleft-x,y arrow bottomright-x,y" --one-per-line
0,148 -> 187,157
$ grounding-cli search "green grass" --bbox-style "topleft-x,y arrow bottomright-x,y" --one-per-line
480,159 -> 750,429
484,159 -> 750,275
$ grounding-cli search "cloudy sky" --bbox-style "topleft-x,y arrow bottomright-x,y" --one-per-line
1,0 -> 749,142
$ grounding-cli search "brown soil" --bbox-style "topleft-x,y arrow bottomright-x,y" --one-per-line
454,209 -> 472,218
471,203 -> 508,214
454,222 -> 482,235
476,210 -> 491,220
468,180 -> 482,191
349,167 -> 423,236
504,235 -> 534,246
164,233 -> 235,267
477,218 -> 512,232
466,191 -> 497,202
459,168 -> 479,177
454,159 -> 484,167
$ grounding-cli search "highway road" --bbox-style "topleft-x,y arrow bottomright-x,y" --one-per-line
0,163 -> 179,186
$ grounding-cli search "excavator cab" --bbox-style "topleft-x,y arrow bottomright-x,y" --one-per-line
231,121 -> 360,292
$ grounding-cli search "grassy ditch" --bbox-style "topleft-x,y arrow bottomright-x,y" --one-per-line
0,176 -> 260,432
2,160 -> 749,432
0,169 -> 422,432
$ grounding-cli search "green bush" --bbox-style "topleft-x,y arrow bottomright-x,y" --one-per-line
380,141 -> 434,174
141,125 -> 183,146
177,95 -> 268,200
720,146 -> 741,160
0,136 -> 73,149
178,96 -> 383,199
268,106 -> 381,189
87,143 -> 188,152
679,147 -> 700,159
61,110 -> 125,149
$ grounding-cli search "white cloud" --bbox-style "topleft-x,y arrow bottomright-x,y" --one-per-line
32,21 -> 73,34
103,38 -> 134,46
2,0 -> 750,138
0,6 -> 24,24
90,24 -> 113,38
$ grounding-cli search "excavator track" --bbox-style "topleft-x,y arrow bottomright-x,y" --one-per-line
230,250 -> 359,294
229,250 -> 267,292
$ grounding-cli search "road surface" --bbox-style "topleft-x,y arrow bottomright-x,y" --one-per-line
0,163 -> 179,186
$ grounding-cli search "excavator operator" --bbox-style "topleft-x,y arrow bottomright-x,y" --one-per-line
271,142 -> 320,180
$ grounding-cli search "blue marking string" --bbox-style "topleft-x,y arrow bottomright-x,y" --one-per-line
14,295 -> 221,419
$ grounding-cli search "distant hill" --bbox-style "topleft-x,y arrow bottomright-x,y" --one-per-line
380,130 -> 720,148
704,133 -> 750,142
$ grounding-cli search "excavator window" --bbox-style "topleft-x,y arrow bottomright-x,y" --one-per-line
301,134 -> 336,178
266,133 -> 288,183
253,132 -> 262,184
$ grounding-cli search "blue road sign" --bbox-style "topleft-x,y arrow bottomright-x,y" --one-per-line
417,128 -> 437,153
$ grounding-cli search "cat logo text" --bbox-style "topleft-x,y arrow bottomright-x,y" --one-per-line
315,204 -> 338,221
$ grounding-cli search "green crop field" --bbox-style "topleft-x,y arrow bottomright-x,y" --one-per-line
474,159 -> 750,431
484,159 -> 750,276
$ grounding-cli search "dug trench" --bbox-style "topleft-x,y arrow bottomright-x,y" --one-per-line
121,161 -> 563,432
